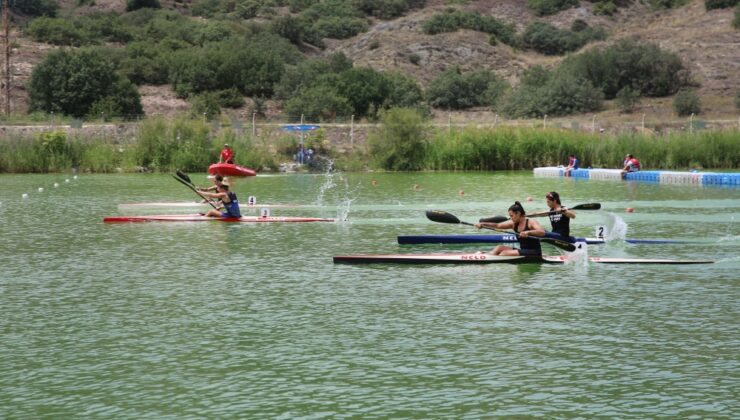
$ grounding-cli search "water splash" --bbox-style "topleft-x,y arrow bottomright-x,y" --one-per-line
564,241 -> 589,267
314,158 -> 336,207
312,159 -> 360,222
603,213 -> 628,241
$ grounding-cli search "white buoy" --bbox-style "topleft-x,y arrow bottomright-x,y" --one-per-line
22,193 -> 28,199
65,179 -> 70,183
38,187 -> 44,192
54,183 -> 59,188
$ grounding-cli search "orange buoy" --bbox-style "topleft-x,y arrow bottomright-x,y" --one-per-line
526,196 -> 533,202
626,207 -> 634,213
458,190 -> 465,196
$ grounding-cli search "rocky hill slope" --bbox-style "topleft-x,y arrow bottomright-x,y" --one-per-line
5,0 -> 739,121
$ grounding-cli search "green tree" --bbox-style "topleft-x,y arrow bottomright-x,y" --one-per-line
13,0 -> 58,17
368,108 -> 428,171
28,48 -> 143,119
615,86 -> 640,113
673,90 -> 701,116
127,0 -> 162,12
283,85 -> 353,121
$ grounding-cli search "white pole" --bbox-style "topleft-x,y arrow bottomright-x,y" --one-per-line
252,112 -> 256,137
543,114 -> 547,129
690,113 -> 694,133
300,114 -> 305,145
350,114 -> 354,149
641,113 -> 645,130
494,114 -> 498,127
447,111 -> 451,134
592,115 -> 596,133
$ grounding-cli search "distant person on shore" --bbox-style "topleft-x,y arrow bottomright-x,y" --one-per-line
201,183 -> 241,218
474,201 -> 545,256
564,154 -> 579,177
621,154 -> 641,179
219,144 -> 234,164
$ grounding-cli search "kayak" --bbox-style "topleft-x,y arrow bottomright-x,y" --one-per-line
208,163 -> 256,177
397,234 -> 695,245
118,202 -> 315,210
104,214 -> 335,223
333,253 -> 713,265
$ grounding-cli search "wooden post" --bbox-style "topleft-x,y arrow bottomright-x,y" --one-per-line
2,0 -> 10,116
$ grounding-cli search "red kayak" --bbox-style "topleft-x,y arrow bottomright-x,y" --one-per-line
208,163 -> 256,177
104,214 -> 334,223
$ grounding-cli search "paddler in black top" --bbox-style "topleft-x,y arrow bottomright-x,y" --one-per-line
475,201 -> 545,256
544,191 -> 576,242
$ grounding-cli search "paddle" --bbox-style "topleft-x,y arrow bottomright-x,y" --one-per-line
175,170 -> 223,207
171,174 -> 219,210
480,203 -> 602,222
426,210 -> 576,252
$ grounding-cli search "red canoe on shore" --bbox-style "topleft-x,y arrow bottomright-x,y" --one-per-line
208,163 -> 257,177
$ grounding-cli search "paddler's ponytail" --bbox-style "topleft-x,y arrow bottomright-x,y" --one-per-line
509,201 -> 525,215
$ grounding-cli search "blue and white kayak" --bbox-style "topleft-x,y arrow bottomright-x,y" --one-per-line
397,235 -> 694,245
334,253 -> 713,265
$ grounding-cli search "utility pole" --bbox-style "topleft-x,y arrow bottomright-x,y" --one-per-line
2,0 -> 10,116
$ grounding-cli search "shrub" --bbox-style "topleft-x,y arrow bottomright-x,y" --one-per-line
28,48 -> 143,119
217,88 -> 245,108
592,1 -> 618,15
427,68 -> 508,109
735,91 -> 740,109
528,0 -> 579,16
354,0 -> 426,19
367,107 -> 428,171
522,21 -> 606,55
705,0 -> 738,10
734,5 -> 740,28
283,85 -> 353,121
12,0 -> 58,17
126,0 -> 161,12
673,89 -> 701,116
562,40 -> 691,99
384,72 -> 425,109
615,86 -> 640,113
190,92 -> 222,120
314,16 -> 368,39
422,9 -> 516,45
27,17 -> 88,46
334,67 -> 391,117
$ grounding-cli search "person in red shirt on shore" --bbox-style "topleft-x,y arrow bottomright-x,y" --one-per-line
219,143 -> 234,164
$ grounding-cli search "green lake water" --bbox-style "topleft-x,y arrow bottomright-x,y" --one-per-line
1,171 -> 738,417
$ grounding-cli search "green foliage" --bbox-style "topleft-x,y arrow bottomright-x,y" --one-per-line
314,16 -> 368,39
522,21 -> 607,55
28,48 -> 143,119
368,108 -> 428,171
528,0 -> 579,16
168,34 -> 300,98
422,9 -> 517,45
27,17 -> 88,46
734,5 -> 740,28
592,1 -> 618,15
334,68 -> 391,117
673,90 -> 701,116
615,86 -> 640,113
705,0 -> 738,8
427,68 -> 508,110
127,0 -> 162,12
190,92 -> 223,120
384,72 -> 425,109
217,88 -> 245,108
502,66 -> 603,118
12,0 -> 58,17
562,40 -> 690,99
422,127 -> 740,171
353,0 -> 426,19
735,91 -> 740,109
648,0 -> 690,9
283,85 -> 353,121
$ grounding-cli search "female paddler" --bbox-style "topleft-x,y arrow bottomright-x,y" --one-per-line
475,201 -> 545,256
544,191 -> 576,242
200,183 -> 241,218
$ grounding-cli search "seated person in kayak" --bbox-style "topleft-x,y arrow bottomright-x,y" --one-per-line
620,153 -> 640,179
220,143 -> 234,164
544,191 -> 576,242
196,174 -> 226,207
474,201 -> 545,256
200,184 -> 241,218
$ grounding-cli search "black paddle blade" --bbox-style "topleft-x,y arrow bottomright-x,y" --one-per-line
479,215 -> 508,223
571,203 -> 601,211
541,237 -> 576,252
176,170 -> 192,185
426,210 -> 461,225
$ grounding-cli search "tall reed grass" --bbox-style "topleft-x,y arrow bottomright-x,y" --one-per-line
424,127 -> 739,170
